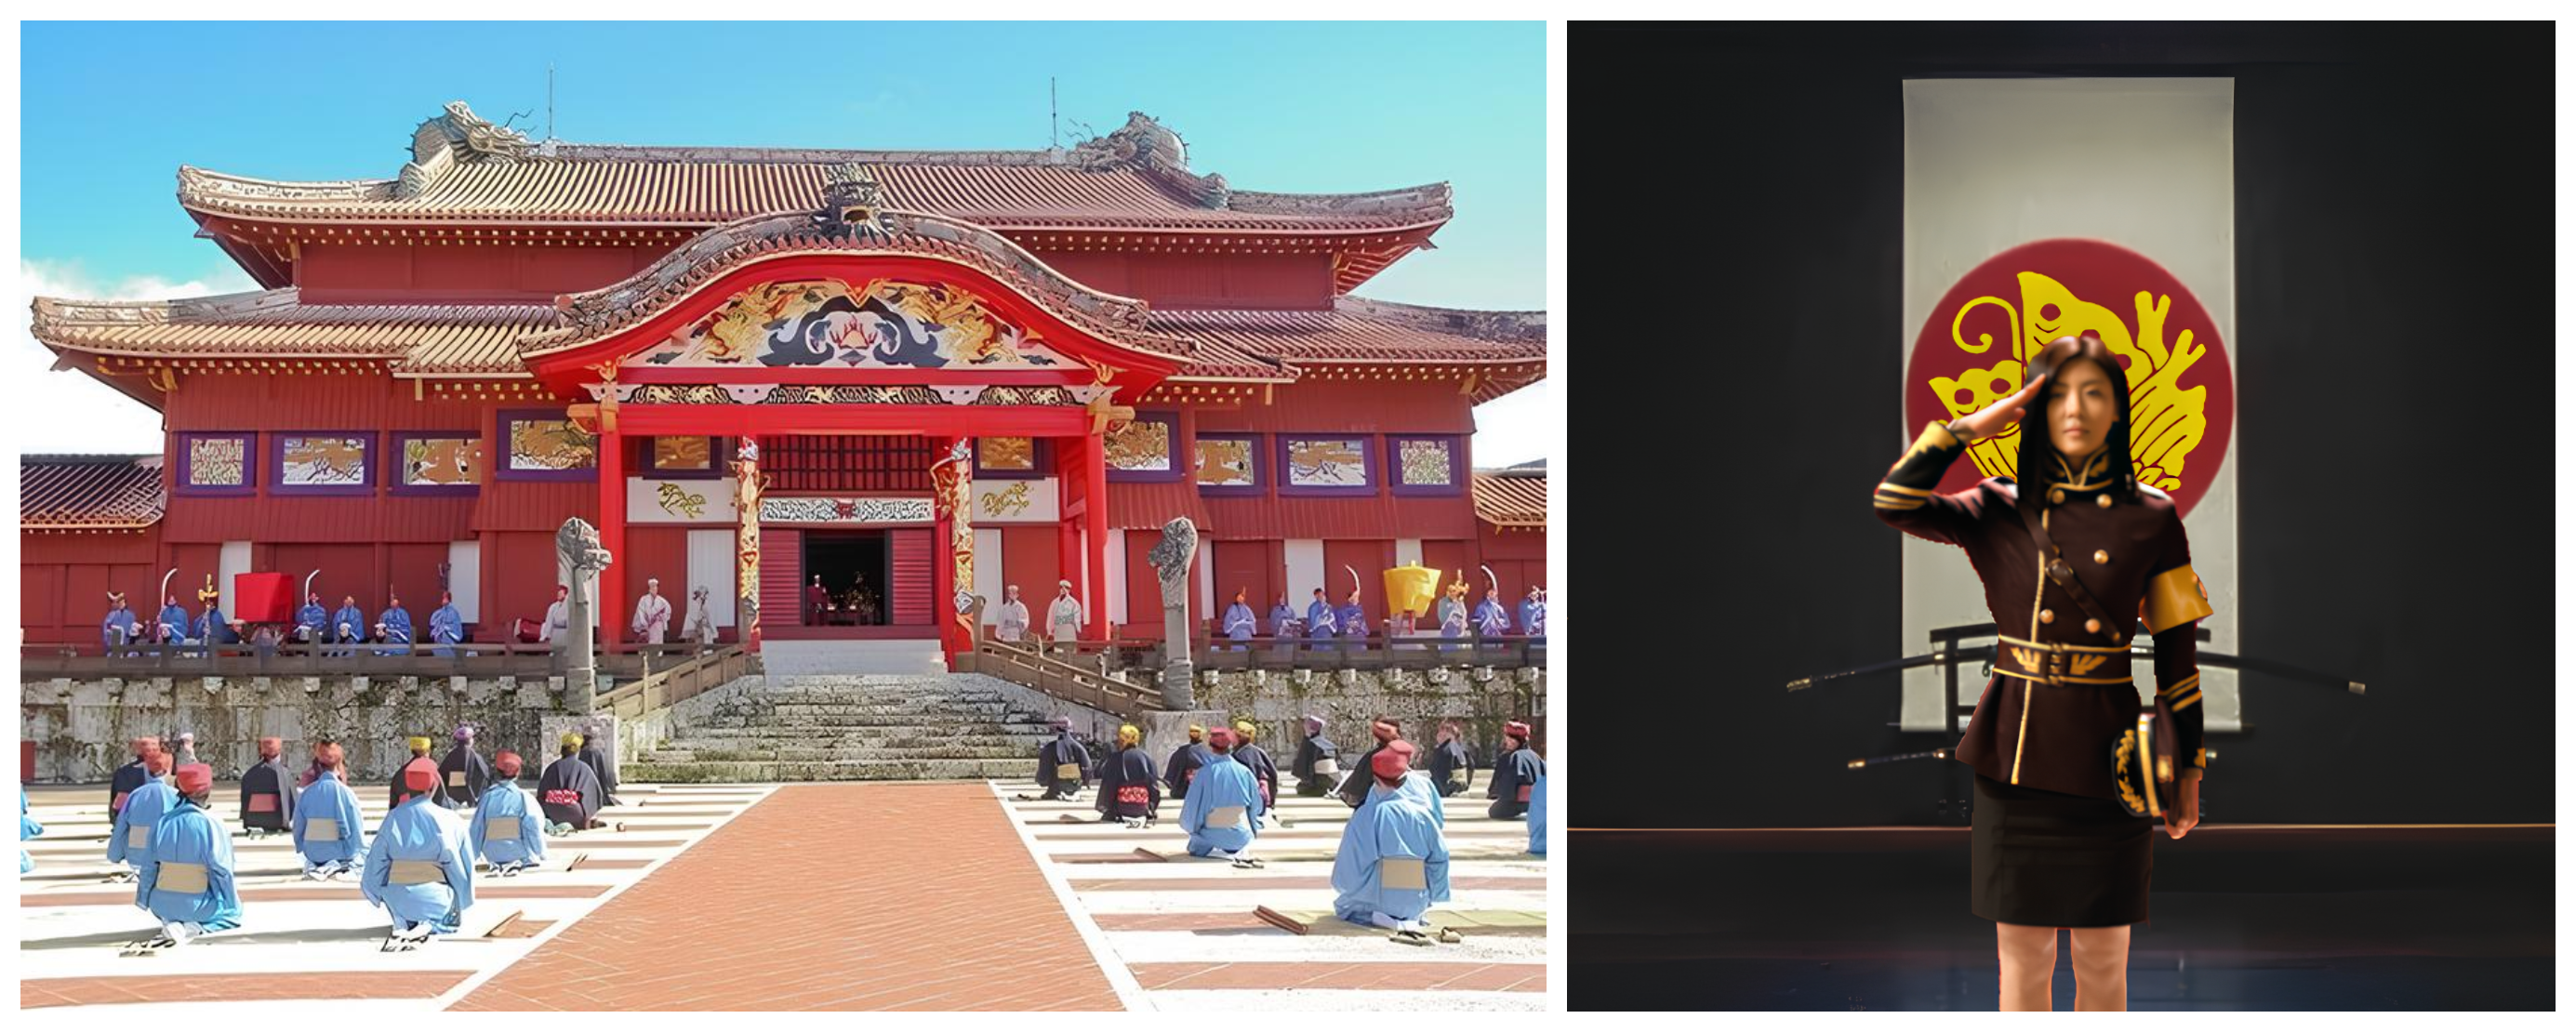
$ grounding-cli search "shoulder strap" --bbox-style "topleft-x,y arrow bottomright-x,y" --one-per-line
2015,500 -> 2130,644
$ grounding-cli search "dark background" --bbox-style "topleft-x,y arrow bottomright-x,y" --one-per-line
1569,22 -> 2556,829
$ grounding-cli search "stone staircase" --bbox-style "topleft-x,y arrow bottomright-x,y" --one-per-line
622,674 -> 1057,783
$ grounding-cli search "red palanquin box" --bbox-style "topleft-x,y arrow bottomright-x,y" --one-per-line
232,572 -> 294,623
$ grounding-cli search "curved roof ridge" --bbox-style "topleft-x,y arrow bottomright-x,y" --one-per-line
1335,296 -> 1547,341
33,287 -> 304,331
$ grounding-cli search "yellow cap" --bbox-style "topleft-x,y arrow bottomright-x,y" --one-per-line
1233,719 -> 1257,737
1116,724 -> 1141,747
1188,724 -> 1204,737
406,736 -> 432,753
561,732 -> 585,748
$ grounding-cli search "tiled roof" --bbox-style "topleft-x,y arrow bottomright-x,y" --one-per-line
178,105 -> 1451,235
1147,297 -> 1545,367
28,290 -> 557,375
33,290 -> 1544,390
21,455 -> 166,529
1470,468 -> 1547,529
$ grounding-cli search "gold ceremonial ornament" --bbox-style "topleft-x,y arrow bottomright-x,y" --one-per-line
2097,494 -> 2114,509
2039,608 -> 2054,624
2049,488 -> 2065,505
2094,549 -> 2110,563
2085,618 -> 2102,633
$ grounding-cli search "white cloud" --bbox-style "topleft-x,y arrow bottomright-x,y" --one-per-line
12,259 -> 260,455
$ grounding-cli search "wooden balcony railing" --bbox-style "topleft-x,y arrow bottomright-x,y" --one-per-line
597,645 -> 756,720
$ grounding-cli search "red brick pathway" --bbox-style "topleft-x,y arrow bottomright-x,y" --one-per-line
23,972 -> 473,1009
452,784 -> 1122,1011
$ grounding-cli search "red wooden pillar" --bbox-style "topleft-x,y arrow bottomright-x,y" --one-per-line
599,429 -> 626,651
1082,430 -> 1109,641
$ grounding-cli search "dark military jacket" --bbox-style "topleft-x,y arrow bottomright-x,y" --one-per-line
1874,421 -> 2214,802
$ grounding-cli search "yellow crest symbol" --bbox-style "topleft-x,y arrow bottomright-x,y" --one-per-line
656,482 -> 708,521
2011,646 -> 2039,671
2070,654 -> 2106,677
1937,271 -> 2211,494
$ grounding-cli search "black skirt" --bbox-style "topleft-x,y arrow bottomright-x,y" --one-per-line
1971,772 -> 2154,928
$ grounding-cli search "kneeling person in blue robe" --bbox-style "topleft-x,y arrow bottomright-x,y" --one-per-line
20,794 -> 43,874
1527,768 -> 1547,856
294,748 -> 366,880
137,764 -> 242,948
471,751 -> 545,876
362,764 -> 475,946
1179,728 -> 1267,867
1332,748 -> 1454,943
107,753 -> 177,881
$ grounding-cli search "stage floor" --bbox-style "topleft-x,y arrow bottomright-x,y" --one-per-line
1571,825 -> 2554,1011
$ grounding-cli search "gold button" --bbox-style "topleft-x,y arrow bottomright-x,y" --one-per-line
2039,608 -> 2055,624
2093,549 -> 2109,564
2049,488 -> 2065,505
2085,618 -> 2102,633
2096,494 -> 2113,509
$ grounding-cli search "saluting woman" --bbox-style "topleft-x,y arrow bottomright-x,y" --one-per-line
1872,332 -> 2214,1012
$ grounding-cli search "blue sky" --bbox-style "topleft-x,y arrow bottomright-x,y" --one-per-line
18,21 -> 1549,462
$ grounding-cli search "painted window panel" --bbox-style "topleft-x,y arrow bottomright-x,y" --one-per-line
1387,434 -> 1466,496
392,432 -> 479,496
1278,435 -> 1376,496
498,409 -> 598,481
272,432 -> 375,496
1106,412 -> 1182,483
175,432 -> 257,496
1194,434 -> 1263,496
976,436 -> 1050,480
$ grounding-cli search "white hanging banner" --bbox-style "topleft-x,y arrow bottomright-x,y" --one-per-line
627,477 -> 739,524
1901,78 -> 2241,734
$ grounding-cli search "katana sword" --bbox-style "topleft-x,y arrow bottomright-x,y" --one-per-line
1788,645 -> 2365,695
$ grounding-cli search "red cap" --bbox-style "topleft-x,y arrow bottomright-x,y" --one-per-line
1505,721 -> 1532,740
403,763 -> 436,792
258,737 -> 282,759
1389,738 -> 1418,759
1372,748 -> 1412,780
174,763 -> 214,796
494,751 -> 523,777
1208,728 -> 1236,749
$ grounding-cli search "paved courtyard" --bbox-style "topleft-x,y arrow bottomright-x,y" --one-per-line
20,774 -> 1547,1011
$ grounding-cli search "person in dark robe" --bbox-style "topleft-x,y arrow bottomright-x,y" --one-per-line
1093,724 -> 1161,827
390,736 -> 445,810
1292,715 -> 1341,798
578,728 -> 620,807
1036,716 -> 1091,802
1232,720 -> 1281,812
136,763 -> 243,950
538,734 -> 607,832
1163,725 -> 1213,801
1486,721 -> 1544,820
238,737 -> 297,837
436,726 -> 492,809
1428,721 -> 1474,797
473,751 -> 546,876
109,736 -> 159,813
804,575 -> 830,626
1336,716 -> 1404,809
297,737 -> 338,789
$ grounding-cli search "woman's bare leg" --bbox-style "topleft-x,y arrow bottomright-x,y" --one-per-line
2066,924 -> 2132,1011
1995,920 -> 2058,1011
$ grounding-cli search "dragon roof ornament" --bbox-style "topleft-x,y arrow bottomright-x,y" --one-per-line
525,186 -> 1193,362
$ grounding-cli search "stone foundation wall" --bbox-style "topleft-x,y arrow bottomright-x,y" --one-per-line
20,675 -> 579,784
1114,665 -> 1547,767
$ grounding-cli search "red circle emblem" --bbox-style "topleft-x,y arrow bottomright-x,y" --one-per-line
1905,239 -> 2235,519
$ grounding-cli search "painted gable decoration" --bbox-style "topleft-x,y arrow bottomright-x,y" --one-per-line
641,278 -> 1075,371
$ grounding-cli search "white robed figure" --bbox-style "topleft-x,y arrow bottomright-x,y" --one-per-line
631,578 -> 672,644
538,585 -> 570,642
993,585 -> 1030,642
683,586 -> 719,649
1046,580 -> 1084,648
361,765 -> 477,944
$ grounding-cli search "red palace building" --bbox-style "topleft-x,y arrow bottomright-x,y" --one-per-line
22,103 -> 1547,666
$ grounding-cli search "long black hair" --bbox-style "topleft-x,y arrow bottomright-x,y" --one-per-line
2016,333 -> 2141,510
